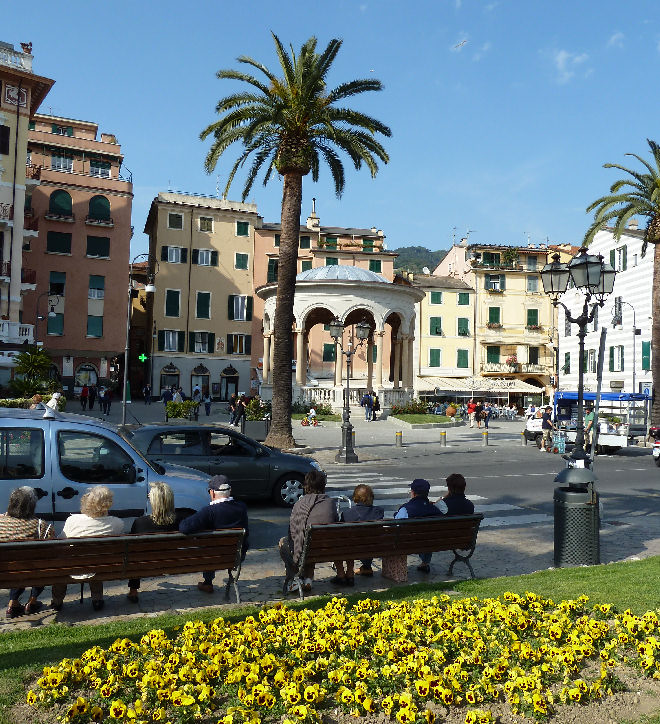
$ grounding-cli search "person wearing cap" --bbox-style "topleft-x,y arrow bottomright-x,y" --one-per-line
584,405 -> 595,452
178,475 -> 249,594
394,478 -> 443,573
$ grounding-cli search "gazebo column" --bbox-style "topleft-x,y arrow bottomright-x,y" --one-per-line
262,335 -> 270,384
393,337 -> 401,389
407,336 -> 415,388
334,341 -> 343,385
295,329 -> 305,386
375,331 -> 384,388
269,334 -> 274,383
401,335 -> 410,390
366,338 -> 374,390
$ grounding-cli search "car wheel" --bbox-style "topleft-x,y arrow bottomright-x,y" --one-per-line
535,434 -> 543,449
273,474 -> 304,507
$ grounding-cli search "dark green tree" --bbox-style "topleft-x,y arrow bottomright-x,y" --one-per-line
201,34 -> 391,448
9,346 -> 55,397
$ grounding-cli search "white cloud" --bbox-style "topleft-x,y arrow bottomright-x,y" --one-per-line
473,42 -> 491,62
359,4 -> 368,12
484,2 -> 498,10
607,32 -> 625,48
552,49 -> 589,84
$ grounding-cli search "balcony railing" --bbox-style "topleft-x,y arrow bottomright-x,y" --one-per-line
0,203 -> 12,222
0,321 -> 34,344
21,268 -> 36,284
44,212 -> 75,222
25,164 -> 42,181
0,261 -> 9,278
0,46 -> 32,72
24,214 -> 38,232
483,362 -> 521,373
525,325 -> 543,333
85,215 -> 114,227
521,363 -> 548,374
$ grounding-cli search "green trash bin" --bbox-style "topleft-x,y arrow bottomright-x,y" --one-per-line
553,467 -> 600,568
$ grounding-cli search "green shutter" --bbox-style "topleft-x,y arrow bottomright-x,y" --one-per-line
500,274 -> 506,290
323,343 -> 336,362
325,237 -> 337,249
161,246 -> 169,261
165,290 -> 180,317
609,346 -> 614,372
430,317 -> 442,335
47,313 -> 64,335
226,335 -> 234,354
642,341 -> 651,371
369,260 -> 382,273
211,250 -> 218,266
49,271 -> 66,295
274,234 -> 280,247
180,248 -> 188,264
192,248 -> 199,265
527,309 -> 539,326
86,315 -> 103,337
235,253 -> 248,270
177,332 -> 185,352
622,246 -> 627,271
486,346 -> 500,363
46,231 -> 72,254
299,236 -> 311,249
610,250 -> 615,268
372,345 -> 377,363
430,291 -> 442,304
189,332 -> 195,353
208,333 -> 215,354
301,260 -> 312,272
488,307 -> 500,324
458,318 -> 469,336
89,275 -> 104,290
620,347 -> 624,371
158,331 -> 165,351
236,221 -> 249,236
246,296 -> 253,321
457,349 -> 469,368
66,126 -> 73,137
86,236 -> 110,257
564,352 -> 570,374
267,259 -> 278,282
49,190 -> 72,216
88,195 -> 110,220
429,349 -> 441,367
325,257 -> 338,266
458,292 -> 469,305
245,336 -> 252,355
484,274 -> 490,290
228,295 -> 235,320
196,292 -> 210,319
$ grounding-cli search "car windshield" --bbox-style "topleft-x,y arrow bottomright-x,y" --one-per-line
118,430 -> 165,474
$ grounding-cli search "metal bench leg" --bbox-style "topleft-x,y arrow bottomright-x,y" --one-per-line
447,548 -> 477,579
225,568 -> 241,604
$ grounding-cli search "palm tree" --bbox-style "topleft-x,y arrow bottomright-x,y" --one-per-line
201,34 -> 391,448
583,139 -> 660,424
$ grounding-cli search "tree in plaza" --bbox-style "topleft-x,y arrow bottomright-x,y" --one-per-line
583,139 -> 660,424
200,34 -> 391,448
9,346 -> 56,397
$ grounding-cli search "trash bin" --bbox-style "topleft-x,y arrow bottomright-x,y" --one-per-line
553,467 -> 600,567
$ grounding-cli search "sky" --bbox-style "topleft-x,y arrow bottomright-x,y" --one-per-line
6,0 -> 660,256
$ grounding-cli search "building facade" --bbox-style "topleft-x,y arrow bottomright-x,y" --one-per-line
0,41 -> 54,383
145,192 -> 259,400
23,113 -> 133,394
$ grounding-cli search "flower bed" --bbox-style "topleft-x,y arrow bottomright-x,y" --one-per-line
26,592 -> 660,723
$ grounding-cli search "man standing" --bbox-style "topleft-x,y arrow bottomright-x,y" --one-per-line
142,383 -> 151,405
360,391 -> 373,421
467,398 -> 477,428
541,405 -> 554,452
394,478 -> 442,573
584,405 -> 595,452
179,475 -> 249,594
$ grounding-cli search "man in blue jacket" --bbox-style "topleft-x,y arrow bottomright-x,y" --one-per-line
179,475 -> 249,593
395,478 -> 442,573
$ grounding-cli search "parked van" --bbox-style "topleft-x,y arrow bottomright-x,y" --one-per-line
0,407 -> 211,527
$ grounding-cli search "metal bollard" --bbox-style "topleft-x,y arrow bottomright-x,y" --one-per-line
440,430 -> 447,447
482,431 -> 488,446
395,431 -> 403,447
352,430 -> 356,447
521,431 -> 527,446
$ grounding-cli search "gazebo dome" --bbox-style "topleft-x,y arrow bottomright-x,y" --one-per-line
296,264 -> 388,283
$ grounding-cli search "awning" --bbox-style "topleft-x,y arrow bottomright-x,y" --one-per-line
416,376 -> 545,394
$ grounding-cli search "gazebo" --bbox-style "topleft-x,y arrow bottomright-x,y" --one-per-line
256,265 -> 425,412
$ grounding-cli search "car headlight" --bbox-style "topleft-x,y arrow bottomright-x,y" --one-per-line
310,460 -> 324,471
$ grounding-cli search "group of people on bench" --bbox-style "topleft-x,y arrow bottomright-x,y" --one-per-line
1,469 -> 473,618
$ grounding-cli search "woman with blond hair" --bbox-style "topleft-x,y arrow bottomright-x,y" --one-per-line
51,486 -> 123,612
126,482 -> 189,604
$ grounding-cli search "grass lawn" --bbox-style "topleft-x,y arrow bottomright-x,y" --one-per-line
390,413 -> 451,424
291,412 -> 342,422
3,557 -> 660,723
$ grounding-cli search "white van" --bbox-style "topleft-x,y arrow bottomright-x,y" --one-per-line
0,407 -> 211,527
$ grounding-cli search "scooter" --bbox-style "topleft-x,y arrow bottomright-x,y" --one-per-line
650,426 -> 660,467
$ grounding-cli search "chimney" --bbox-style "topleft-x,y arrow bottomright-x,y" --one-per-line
306,197 -> 320,230
460,237 -> 468,246
627,218 -> 639,231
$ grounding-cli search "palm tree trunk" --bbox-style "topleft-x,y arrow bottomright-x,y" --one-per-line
264,171 -> 303,449
651,239 -> 660,426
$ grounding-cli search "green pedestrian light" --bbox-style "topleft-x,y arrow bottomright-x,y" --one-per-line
138,353 -> 148,363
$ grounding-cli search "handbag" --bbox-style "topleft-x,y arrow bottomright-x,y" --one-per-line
381,554 -> 408,583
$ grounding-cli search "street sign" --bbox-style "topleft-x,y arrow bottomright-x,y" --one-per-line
641,382 -> 653,397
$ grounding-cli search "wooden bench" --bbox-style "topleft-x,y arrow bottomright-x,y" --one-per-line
0,529 -> 246,606
288,514 -> 484,599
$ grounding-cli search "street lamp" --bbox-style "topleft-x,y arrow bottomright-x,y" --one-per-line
34,292 -> 59,345
122,254 -> 157,425
328,317 -> 371,463
541,249 -> 615,465
616,300 -> 640,393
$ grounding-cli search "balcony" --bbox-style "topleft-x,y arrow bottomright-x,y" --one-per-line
486,287 -> 504,294
25,164 -> 42,184
0,321 -> 34,345
525,325 -> 543,334
85,214 -> 114,228
483,362 -> 520,373
0,46 -> 32,72
0,203 -> 12,223
0,261 -> 9,280
521,363 -> 548,374
21,268 -> 36,284
24,212 -> 38,235
44,212 -> 75,223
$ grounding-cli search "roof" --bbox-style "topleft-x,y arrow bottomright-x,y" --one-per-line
468,243 -> 550,253
296,265 -> 388,283
416,376 -> 545,393
409,275 -> 472,290
261,222 -> 382,238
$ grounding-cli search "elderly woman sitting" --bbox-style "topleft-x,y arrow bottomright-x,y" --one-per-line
51,486 -> 124,612
0,486 -> 55,618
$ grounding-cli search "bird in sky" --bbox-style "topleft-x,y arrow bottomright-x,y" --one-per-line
454,39 -> 468,49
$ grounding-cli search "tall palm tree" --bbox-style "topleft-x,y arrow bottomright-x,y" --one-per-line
201,34 -> 391,448
583,139 -> 660,424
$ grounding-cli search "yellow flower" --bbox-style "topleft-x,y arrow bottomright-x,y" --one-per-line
90,706 -> 104,722
109,699 -> 127,718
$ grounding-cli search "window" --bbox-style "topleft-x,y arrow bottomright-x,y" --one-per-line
47,313 -> 64,335
86,236 -> 110,258
430,291 -> 442,305
429,349 -> 441,367
86,315 -> 103,338
148,431 -> 204,457
228,295 -> 253,321
563,352 -> 570,374
190,332 -> 213,353
369,259 -> 382,273
88,275 -> 105,299
362,239 -> 374,252
194,249 -> 213,266
529,347 -> 540,365
89,160 -> 110,178
611,246 -> 627,272
88,195 -> 110,221
49,271 -> 66,296
227,334 -> 251,355
235,253 -> 249,270
0,428 -> 43,480
165,290 -> 180,317
612,296 -> 623,325
482,252 -> 500,267
323,343 -> 336,362
236,221 -> 249,237
457,292 -> 469,305
526,309 -> 539,327
587,349 -> 596,373
642,341 -> 651,371
457,318 -> 470,336
274,234 -> 280,247
485,274 -> 505,290
488,307 -> 501,325
324,236 -> 338,250
160,246 -> 188,264
52,124 -> 73,136
0,125 -> 9,155
486,346 -> 500,363
196,292 -> 211,319
168,213 -> 183,230
46,231 -> 71,254
267,258 -> 278,282
48,189 -> 72,216
299,235 -> 311,249
58,431 -> 134,485
199,216 -> 213,232
301,260 -> 312,272
527,275 -> 539,292
162,330 -> 181,352
564,315 -> 571,337
325,257 -> 339,266
527,255 -> 537,271
430,317 -> 442,335
51,154 -> 73,172
609,345 -> 625,372
457,349 -> 469,369
632,253 -> 638,267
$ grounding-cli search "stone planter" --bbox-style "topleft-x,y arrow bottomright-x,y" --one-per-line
242,419 -> 271,441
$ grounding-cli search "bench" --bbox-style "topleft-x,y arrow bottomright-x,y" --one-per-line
287,514 -> 484,599
0,529 -> 246,606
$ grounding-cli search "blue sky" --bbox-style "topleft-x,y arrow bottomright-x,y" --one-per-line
6,0 -> 660,255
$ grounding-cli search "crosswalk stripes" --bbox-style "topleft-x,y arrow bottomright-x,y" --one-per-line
325,469 -> 551,528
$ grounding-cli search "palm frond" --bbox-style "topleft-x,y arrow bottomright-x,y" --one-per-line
216,69 -> 272,96
326,78 -> 384,103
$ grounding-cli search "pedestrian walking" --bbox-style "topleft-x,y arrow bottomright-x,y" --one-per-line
372,393 -> 380,421
80,384 -> 89,411
88,384 -> 97,411
360,391 -> 373,421
483,401 -> 492,429
233,397 -> 246,428
475,401 -> 483,429
104,388 -> 113,416
228,394 -> 237,424
203,391 -> 212,417
142,383 -> 151,405
173,388 -> 183,404
467,399 -> 477,428
541,406 -> 554,452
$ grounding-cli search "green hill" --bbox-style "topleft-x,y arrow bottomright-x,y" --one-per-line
392,246 -> 448,274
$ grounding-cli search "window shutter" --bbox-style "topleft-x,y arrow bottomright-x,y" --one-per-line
488,307 -> 500,324
208,333 -> 215,354
429,349 -> 440,367
620,347 -> 624,371
245,335 -> 252,355
192,248 -> 199,265
189,332 -> 195,352
66,126 -> 73,137
609,346 -> 614,372
458,318 -> 469,335
500,274 -> 506,290
228,295 -> 235,320
161,246 -> 168,262
158,331 -> 165,351
484,274 -> 490,290
527,309 -> 539,326
0,126 -> 9,155
457,349 -> 468,368
610,249 -> 615,268
51,124 -> 58,133
642,341 -> 651,371
227,335 -> 234,354
246,296 -> 253,321
211,250 -> 218,266
180,248 -> 188,264
177,332 -> 185,352
622,246 -> 627,271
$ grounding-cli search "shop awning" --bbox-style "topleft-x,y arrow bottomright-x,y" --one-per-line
416,376 -> 545,394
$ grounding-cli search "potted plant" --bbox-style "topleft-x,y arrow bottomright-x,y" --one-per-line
242,397 -> 271,441
505,354 -> 518,366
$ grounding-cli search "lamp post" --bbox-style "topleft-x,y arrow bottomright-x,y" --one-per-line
328,317 -> 371,464
34,292 -> 59,345
122,254 -> 157,425
617,300 -> 638,393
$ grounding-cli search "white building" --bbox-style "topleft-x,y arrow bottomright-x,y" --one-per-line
558,223 -> 652,396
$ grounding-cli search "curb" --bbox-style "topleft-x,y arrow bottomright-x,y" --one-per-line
390,419 -> 467,430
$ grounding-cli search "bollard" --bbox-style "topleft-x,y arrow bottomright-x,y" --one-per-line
521,431 -> 527,446
352,430 -> 356,447
440,430 -> 447,447
482,431 -> 488,446
395,431 -> 403,447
